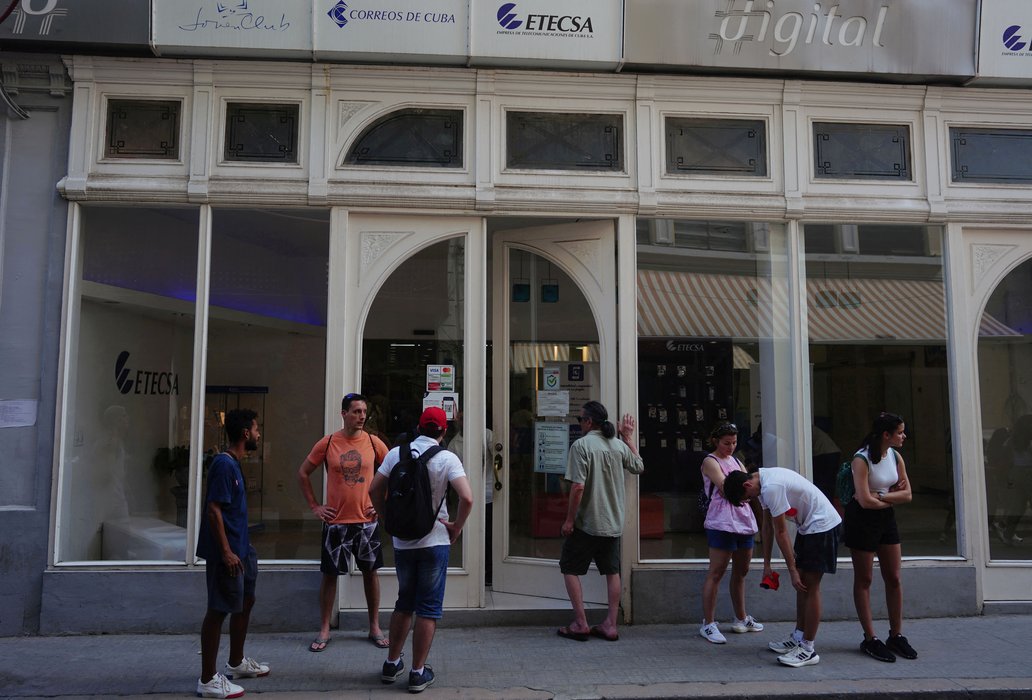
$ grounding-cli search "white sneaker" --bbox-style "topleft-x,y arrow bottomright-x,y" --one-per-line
730,615 -> 764,633
699,621 -> 727,644
224,657 -> 270,679
197,673 -> 244,698
768,636 -> 800,653
1011,534 -> 1024,545
778,645 -> 820,667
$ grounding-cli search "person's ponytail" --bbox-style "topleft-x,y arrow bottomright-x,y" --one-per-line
582,400 -> 616,438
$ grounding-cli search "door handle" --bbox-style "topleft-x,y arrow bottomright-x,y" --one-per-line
493,452 -> 503,491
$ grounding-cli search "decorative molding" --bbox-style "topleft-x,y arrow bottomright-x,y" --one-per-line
338,101 -> 371,135
557,239 -> 602,292
972,243 -> 1015,290
0,60 -> 71,96
361,231 -> 411,270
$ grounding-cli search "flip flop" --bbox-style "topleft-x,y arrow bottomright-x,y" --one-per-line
590,625 -> 619,642
368,633 -> 390,649
557,626 -> 589,642
309,637 -> 330,653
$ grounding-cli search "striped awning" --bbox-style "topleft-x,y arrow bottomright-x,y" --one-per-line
637,270 -> 1021,343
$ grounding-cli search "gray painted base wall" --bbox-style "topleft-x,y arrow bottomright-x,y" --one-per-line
40,569 -> 322,634
39,564 -> 978,634
632,565 -> 979,625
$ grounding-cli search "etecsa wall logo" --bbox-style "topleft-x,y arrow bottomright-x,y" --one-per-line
1003,24 -> 1028,52
494,2 -> 594,36
497,2 -> 522,30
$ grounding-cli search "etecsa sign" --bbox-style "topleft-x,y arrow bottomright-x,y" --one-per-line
469,0 -> 622,69
976,0 -> 1032,83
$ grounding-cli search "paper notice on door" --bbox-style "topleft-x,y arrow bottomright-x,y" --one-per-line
536,390 -> 569,417
534,421 -> 570,474
0,399 -> 38,428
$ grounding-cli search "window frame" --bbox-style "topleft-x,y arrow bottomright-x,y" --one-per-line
504,109 -> 626,173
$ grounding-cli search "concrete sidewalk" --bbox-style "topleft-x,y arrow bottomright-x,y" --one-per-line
1,613 -> 1030,699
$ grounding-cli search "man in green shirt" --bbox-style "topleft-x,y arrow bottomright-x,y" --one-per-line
557,401 -> 644,643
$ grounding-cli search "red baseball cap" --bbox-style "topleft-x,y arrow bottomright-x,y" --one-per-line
419,406 -> 448,431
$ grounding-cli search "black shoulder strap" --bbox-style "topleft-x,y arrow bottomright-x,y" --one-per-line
322,432 -> 333,468
367,431 -> 383,468
418,444 -> 444,466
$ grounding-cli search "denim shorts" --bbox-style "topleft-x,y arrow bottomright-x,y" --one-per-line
394,545 -> 450,620
206,545 -> 257,614
705,528 -> 755,552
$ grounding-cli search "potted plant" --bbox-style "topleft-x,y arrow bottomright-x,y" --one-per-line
153,445 -> 191,488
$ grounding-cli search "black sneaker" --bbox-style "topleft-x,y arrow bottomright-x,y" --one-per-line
408,665 -> 435,693
887,633 -> 918,659
381,656 -> 405,684
860,637 -> 896,663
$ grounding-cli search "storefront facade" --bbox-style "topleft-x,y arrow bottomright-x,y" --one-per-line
3,0 -> 1032,634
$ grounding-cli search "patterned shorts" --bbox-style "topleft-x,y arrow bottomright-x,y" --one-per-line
320,521 -> 384,575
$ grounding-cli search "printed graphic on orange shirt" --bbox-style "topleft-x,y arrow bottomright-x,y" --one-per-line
338,448 -> 365,486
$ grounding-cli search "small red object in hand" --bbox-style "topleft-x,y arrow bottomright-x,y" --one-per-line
760,571 -> 780,590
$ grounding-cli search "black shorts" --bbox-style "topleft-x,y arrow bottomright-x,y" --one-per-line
793,524 -> 841,574
320,522 -> 384,576
843,499 -> 900,552
559,528 -> 621,576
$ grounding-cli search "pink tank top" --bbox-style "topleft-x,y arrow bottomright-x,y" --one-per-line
702,454 -> 758,535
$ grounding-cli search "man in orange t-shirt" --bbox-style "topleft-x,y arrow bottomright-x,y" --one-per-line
298,393 -> 390,652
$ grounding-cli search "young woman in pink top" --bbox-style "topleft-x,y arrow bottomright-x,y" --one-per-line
699,422 -> 763,644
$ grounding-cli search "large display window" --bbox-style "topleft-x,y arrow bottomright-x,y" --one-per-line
802,224 -> 956,557
56,205 -> 329,563
635,219 -> 795,560
204,209 -> 329,560
57,206 -> 199,563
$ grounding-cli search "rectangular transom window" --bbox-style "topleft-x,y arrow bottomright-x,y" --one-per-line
105,99 -> 181,160
506,111 -> 623,171
224,102 -> 300,163
665,117 -> 767,176
813,122 -> 911,180
950,127 -> 1032,184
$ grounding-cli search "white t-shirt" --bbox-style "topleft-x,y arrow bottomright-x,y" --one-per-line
758,466 -> 841,535
448,428 -> 494,504
377,435 -> 467,550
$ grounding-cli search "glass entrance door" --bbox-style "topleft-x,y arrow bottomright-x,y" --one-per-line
490,221 -> 617,601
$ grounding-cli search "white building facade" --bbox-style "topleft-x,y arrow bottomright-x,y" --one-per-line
2,0 -> 1032,633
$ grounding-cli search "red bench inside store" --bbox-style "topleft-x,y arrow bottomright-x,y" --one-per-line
530,493 -> 664,538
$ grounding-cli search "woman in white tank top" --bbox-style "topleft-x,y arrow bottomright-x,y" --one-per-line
844,412 -> 916,663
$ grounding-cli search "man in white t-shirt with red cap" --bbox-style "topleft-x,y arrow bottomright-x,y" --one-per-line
369,407 -> 474,694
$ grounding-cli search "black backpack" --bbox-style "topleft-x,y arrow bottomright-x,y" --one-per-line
384,439 -> 445,540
